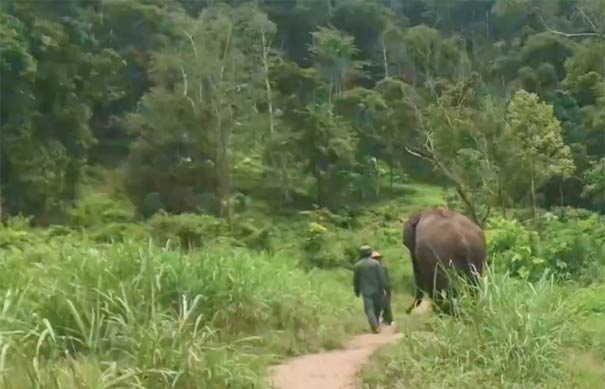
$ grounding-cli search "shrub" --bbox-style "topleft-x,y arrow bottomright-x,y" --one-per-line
549,206 -> 596,221
299,207 -> 358,229
68,193 -> 136,227
229,217 -> 273,251
537,216 -> 605,281
302,222 -> 346,268
88,222 -> 151,243
486,212 -> 605,281
147,212 -> 229,248
146,212 -> 273,251
486,216 -> 544,280
0,217 -> 39,250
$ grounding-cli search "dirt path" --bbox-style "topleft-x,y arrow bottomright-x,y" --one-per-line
269,324 -> 403,389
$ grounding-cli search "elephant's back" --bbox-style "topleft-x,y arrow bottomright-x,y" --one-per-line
414,211 -> 485,263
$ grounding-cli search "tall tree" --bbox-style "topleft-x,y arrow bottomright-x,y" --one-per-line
0,3 -> 125,219
309,26 -> 367,97
503,89 -> 576,216
126,5 -> 274,219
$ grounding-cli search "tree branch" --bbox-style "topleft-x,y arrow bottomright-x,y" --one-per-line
406,145 -> 483,227
534,9 -> 604,39
576,6 -> 600,34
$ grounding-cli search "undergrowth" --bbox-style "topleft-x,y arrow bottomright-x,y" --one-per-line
3,182 -> 604,388
0,229 -> 358,388
364,266 -> 577,388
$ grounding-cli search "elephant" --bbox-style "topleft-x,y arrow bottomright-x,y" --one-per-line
402,208 -> 486,314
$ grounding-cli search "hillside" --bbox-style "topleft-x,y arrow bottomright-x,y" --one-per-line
1,177 -> 604,387
1,0 -> 604,388
0,175 -> 436,387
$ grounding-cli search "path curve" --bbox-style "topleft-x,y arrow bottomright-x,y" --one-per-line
269,324 -> 402,389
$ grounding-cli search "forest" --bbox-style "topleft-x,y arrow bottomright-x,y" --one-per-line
0,0 -> 604,388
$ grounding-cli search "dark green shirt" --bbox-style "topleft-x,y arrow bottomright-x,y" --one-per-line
353,257 -> 388,297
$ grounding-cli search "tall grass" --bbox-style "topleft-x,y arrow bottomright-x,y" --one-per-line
361,267 -> 580,388
0,230 -> 358,388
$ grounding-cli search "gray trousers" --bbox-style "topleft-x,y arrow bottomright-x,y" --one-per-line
381,290 -> 393,324
362,294 -> 382,331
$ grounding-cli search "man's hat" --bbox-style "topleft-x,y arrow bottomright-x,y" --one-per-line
359,244 -> 372,257
371,251 -> 383,259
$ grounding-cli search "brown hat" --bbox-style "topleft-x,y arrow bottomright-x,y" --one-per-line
371,251 -> 383,259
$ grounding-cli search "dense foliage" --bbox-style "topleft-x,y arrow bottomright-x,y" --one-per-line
1,0 -> 603,223
0,218 -> 360,387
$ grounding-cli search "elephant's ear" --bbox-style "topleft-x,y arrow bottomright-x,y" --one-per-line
403,212 -> 422,249
406,212 -> 422,229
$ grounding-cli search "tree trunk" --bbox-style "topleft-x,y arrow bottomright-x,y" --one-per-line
214,101 -> 233,224
455,186 -> 483,228
279,153 -> 290,206
381,37 -> 389,79
261,29 -> 275,137
316,166 -> 322,206
217,24 -> 234,224
216,136 -> 233,222
497,177 -> 507,217
531,175 -> 537,219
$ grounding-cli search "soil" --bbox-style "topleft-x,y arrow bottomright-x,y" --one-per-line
269,324 -> 403,389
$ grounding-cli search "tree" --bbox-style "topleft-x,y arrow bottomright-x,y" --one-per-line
330,0 -> 406,80
0,4 -> 125,220
126,5 -> 273,220
503,89 -> 576,216
582,158 -> 605,210
335,78 -> 421,189
402,25 -> 472,83
283,101 -> 357,206
410,75 -> 505,224
85,0 -> 184,164
308,26 -> 367,97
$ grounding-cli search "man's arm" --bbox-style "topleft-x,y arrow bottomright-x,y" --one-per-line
383,265 -> 391,291
375,262 -> 388,292
353,266 -> 360,297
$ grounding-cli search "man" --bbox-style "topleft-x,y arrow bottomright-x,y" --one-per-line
353,245 -> 388,333
372,251 -> 394,326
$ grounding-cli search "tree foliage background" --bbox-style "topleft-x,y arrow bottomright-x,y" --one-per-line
1,0 -> 604,223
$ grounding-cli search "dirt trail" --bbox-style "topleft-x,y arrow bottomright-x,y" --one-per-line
269,324 -> 402,389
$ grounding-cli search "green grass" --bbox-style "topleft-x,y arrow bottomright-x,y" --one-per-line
0,231 -> 362,388
3,176 -> 604,389
360,269 -> 605,389
0,175 -> 442,388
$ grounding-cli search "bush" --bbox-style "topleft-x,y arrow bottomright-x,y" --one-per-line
299,207 -> 358,229
487,213 -> 605,281
549,206 -> 597,221
146,212 -> 273,251
229,217 -> 273,251
147,212 -> 228,248
68,193 -> 136,227
88,222 -> 151,243
486,217 -> 543,280
302,222 -> 346,268
0,216 -> 40,250
537,216 -> 605,281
